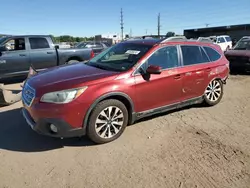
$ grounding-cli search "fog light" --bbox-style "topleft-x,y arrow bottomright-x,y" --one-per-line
50,124 -> 58,133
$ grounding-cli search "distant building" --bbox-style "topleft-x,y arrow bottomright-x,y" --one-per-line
97,33 -> 129,44
184,24 -> 250,41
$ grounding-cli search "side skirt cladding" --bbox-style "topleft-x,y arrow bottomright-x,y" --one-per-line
135,96 -> 204,120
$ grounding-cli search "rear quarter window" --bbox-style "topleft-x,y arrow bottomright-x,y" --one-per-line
181,45 -> 209,66
203,46 -> 221,61
225,37 -> 232,42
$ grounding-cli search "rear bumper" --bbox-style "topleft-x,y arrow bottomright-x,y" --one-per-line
21,108 -> 86,138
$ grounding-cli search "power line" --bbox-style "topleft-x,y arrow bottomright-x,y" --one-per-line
120,8 -> 124,41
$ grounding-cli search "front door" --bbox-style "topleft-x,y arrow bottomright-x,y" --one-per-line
28,37 -> 57,70
179,45 -> 210,101
0,37 -> 29,78
134,45 -> 183,112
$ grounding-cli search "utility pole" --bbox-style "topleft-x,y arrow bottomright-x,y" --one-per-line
157,13 -> 161,37
205,23 -> 210,28
130,28 -> 132,37
145,29 -> 148,35
120,8 -> 124,41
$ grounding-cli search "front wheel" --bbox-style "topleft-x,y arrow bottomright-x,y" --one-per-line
204,79 -> 224,106
87,99 -> 128,144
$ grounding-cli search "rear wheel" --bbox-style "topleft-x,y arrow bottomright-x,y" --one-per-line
66,60 -> 79,64
204,79 -> 223,106
87,99 -> 128,144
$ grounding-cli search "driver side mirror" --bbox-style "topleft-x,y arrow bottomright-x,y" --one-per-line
0,45 -> 7,52
0,45 -> 7,56
146,65 -> 162,74
55,45 -> 59,49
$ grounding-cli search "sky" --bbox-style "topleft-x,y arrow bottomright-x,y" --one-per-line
0,0 -> 250,37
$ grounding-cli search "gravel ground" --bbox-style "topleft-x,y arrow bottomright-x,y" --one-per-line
0,75 -> 250,188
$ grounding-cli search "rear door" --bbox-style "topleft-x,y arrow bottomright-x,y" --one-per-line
178,45 -> 211,101
28,37 -> 57,70
134,45 -> 183,112
0,37 -> 29,78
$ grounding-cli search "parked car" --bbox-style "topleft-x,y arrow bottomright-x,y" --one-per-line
209,35 -> 232,51
225,36 -> 250,73
21,38 -> 229,144
76,41 -> 109,55
0,35 -> 94,80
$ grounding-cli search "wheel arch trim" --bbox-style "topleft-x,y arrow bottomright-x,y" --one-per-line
83,92 -> 135,130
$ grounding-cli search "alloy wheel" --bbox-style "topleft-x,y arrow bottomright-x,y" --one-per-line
205,80 -> 222,102
95,106 -> 124,139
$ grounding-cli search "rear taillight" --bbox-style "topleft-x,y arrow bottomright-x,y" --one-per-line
90,50 -> 95,59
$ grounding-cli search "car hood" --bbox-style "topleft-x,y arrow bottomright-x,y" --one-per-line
28,63 -> 119,91
225,49 -> 250,57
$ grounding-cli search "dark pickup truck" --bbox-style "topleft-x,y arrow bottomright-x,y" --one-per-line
0,35 -> 94,80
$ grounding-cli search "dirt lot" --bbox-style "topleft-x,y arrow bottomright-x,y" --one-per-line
0,75 -> 250,188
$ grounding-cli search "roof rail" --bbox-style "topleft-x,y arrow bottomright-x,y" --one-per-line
196,37 -> 214,43
160,36 -> 187,43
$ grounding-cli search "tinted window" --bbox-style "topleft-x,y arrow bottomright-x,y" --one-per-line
147,46 -> 179,69
181,46 -> 209,66
225,36 -> 231,42
29,37 -> 50,49
203,46 -> 221,61
217,37 -> 226,43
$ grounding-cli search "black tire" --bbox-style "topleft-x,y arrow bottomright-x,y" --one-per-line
204,79 -> 224,106
87,99 -> 128,144
67,60 -> 79,64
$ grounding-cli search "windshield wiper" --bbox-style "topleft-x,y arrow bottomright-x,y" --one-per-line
88,63 -> 111,70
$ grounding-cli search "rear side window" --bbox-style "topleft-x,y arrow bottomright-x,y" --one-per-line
225,37 -> 232,42
181,45 -> 209,66
29,37 -> 50,49
203,46 -> 221,61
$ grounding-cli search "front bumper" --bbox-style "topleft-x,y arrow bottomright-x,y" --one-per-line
21,108 -> 86,138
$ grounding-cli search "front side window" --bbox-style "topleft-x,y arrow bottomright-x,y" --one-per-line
4,38 -> 25,51
147,46 -> 179,69
181,45 -> 209,66
217,37 -> 226,43
86,42 -> 153,72
29,37 -> 50,49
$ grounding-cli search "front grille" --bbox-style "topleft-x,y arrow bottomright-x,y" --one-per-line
22,83 -> 35,106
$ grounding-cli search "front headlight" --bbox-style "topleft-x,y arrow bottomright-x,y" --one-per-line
40,86 -> 88,104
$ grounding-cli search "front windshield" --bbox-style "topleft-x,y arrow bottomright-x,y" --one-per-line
0,37 -> 8,45
233,39 -> 250,50
85,42 -> 153,72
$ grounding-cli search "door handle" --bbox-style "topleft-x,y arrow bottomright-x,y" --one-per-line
174,74 -> 181,79
205,68 -> 211,72
19,54 -> 26,56
47,52 -> 53,54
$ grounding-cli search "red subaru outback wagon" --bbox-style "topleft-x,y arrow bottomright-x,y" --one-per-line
22,37 -> 229,144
